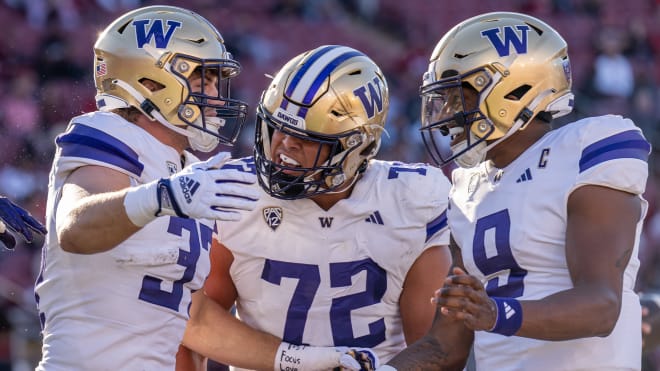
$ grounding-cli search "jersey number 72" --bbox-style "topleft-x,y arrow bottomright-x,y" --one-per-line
262,258 -> 387,347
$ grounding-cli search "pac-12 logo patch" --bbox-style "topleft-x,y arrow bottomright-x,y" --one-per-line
263,207 -> 283,231
166,161 -> 178,174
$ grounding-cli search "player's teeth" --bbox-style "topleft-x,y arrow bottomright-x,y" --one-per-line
280,153 -> 300,166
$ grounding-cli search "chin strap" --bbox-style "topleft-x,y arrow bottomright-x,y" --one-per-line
109,78 -> 193,139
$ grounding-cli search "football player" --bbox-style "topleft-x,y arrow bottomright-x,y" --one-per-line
179,45 -> 453,370
35,5 -> 262,370
379,11 -> 650,371
0,196 -> 46,250
36,6 -> 380,370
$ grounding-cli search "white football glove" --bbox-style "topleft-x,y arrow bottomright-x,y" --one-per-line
274,342 -> 379,371
124,152 -> 259,226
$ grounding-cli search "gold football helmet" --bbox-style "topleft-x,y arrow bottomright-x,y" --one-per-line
93,5 -> 248,151
255,45 -> 389,199
420,11 -> 574,167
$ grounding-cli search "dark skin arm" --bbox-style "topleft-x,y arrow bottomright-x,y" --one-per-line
386,236 -> 474,370
387,184 -> 640,370
436,185 -> 641,339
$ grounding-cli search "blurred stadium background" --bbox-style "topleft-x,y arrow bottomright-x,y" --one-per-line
1,0 -> 660,369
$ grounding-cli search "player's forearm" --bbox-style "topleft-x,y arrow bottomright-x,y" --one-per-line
387,334 -> 470,371
192,318 -> 279,370
386,312 -> 472,370
57,190 -> 139,254
517,285 -> 621,340
183,295 -> 279,370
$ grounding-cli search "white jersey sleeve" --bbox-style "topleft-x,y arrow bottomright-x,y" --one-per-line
217,158 -> 450,365
35,111 -> 213,371
575,115 -> 649,195
449,115 -> 650,371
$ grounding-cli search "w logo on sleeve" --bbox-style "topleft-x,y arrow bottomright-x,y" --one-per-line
353,77 -> 385,119
481,25 -> 530,57
132,19 -> 182,49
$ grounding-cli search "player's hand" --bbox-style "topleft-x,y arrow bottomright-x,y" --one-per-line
155,152 -> 259,221
0,197 -> 47,250
432,266 -> 497,331
337,348 -> 379,371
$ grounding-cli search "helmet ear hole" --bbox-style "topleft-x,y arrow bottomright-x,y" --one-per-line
506,85 -> 531,101
139,78 -> 165,92
360,140 -> 377,157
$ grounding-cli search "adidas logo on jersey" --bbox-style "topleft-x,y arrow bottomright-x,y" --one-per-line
504,302 -> 516,319
516,168 -> 533,183
365,211 -> 384,225
179,176 -> 200,203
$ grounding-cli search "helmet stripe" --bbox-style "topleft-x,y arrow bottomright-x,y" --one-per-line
297,50 -> 363,119
282,45 -> 338,106
281,46 -> 363,119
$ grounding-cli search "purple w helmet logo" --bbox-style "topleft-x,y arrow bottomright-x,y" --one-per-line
353,77 -> 385,119
481,25 -> 530,57
132,19 -> 182,49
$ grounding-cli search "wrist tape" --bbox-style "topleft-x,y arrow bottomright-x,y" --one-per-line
274,342 -> 341,371
123,180 -> 159,227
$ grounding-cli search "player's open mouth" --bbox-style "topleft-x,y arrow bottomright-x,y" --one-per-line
279,153 -> 300,167
448,126 -> 466,146
278,153 -> 306,175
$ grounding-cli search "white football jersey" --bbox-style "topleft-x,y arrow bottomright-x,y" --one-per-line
35,111 -> 214,371
217,158 -> 450,365
450,115 -> 650,370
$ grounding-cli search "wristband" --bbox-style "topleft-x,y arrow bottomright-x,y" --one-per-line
123,180 -> 159,227
488,297 -> 522,336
